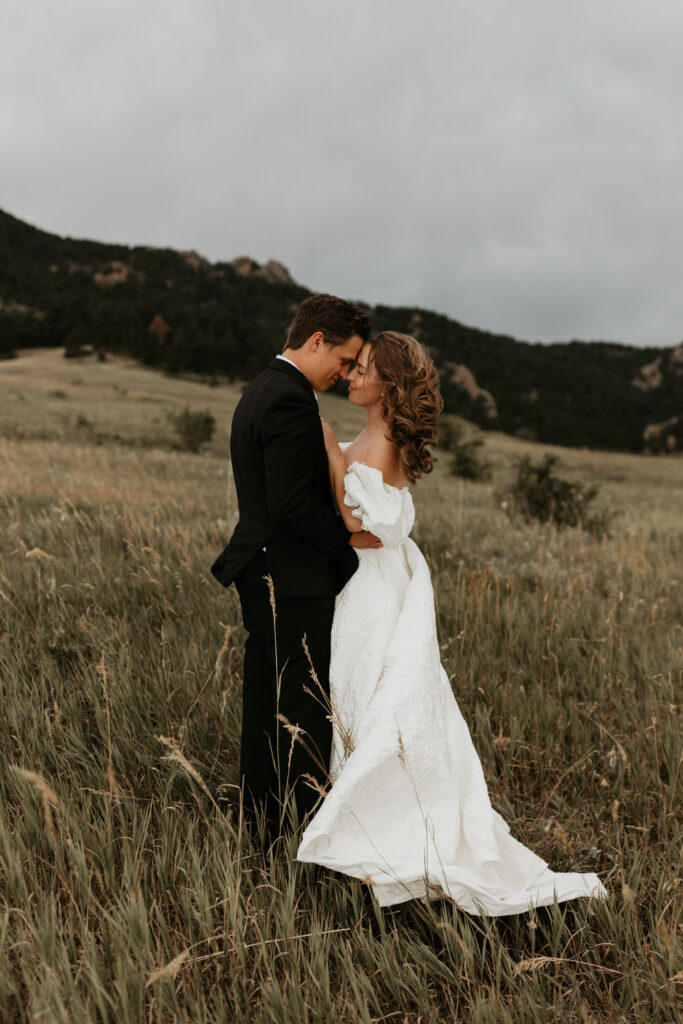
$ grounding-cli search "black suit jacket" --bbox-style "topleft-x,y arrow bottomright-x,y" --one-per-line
211,358 -> 358,599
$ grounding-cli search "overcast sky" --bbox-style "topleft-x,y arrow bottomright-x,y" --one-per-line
2,0 -> 681,347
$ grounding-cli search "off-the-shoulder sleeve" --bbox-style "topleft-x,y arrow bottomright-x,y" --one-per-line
343,462 -> 415,548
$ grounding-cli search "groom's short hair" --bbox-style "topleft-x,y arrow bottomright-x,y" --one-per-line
285,293 -> 371,350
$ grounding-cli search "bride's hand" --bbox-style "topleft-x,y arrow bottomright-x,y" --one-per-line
349,530 -> 382,549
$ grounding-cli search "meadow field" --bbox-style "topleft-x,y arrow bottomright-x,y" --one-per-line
0,349 -> 681,1023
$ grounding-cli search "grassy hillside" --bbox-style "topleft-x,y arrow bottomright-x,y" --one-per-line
0,351 -> 681,1022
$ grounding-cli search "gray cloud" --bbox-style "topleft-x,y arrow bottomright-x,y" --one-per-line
2,0 -> 681,345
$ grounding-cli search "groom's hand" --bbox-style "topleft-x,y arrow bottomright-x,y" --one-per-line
349,530 -> 382,549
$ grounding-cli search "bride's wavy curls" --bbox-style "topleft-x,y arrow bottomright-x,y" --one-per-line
370,331 -> 443,483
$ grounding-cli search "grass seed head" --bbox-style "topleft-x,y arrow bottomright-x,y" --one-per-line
146,949 -> 191,987
11,766 -> 61,839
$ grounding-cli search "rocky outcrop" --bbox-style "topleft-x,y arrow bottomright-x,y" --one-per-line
446,363 -> 498,419
633,343 -> 683,390
632,355 -> 663,390
0,299 -> 43,317
670,342 -> 683,369
643,415 -> 681,453
93,261 -> 133,286
229,256 -> 296,286
57,260 -> 142,287
180,250 -> 209,271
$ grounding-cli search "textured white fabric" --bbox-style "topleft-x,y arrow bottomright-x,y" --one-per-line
297,460 -> 607,912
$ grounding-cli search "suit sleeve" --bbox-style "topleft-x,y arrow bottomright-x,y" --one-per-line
261,392 -> 351,556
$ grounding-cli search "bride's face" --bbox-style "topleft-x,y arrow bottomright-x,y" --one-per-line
347,345 -> 383,409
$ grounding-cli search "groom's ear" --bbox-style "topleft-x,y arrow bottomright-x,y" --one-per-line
309,331 -> 325,352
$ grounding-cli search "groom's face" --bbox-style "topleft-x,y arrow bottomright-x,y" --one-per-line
310,333 -> 365,391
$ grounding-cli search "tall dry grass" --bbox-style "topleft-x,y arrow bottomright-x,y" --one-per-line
0,351 -> 681,1022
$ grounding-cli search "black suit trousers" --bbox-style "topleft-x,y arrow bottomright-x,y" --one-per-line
235,554 -> 334,835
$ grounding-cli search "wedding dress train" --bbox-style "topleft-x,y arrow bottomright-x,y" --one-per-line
296,460 -> 607,913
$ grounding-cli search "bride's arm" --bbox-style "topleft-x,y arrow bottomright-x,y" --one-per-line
320,419 -> 363,532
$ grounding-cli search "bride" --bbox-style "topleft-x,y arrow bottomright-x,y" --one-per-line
296,331 -> 607,914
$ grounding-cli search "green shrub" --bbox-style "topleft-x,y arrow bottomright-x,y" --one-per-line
505,454 -> 615,537
170,407 -> 216,452
439,414 -> 491,481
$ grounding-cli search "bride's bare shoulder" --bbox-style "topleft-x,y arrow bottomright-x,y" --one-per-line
362,433 -> 407,488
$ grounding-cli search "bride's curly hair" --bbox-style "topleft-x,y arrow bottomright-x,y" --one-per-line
369,331 -> 443,483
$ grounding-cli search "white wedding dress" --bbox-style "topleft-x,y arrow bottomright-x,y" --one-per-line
296,459 -> 608,913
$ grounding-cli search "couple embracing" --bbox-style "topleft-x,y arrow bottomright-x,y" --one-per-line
212,294 -> 606,913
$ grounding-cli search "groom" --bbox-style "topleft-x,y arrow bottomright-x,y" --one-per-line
211,293 -> 378,839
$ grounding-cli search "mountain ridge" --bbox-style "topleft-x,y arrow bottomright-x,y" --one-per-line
1,207 -> 681,453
